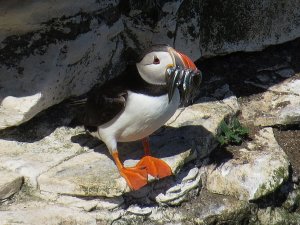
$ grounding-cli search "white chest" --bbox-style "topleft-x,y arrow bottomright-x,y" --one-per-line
98,89 -> 180,143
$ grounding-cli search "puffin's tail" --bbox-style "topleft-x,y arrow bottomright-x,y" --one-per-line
66,96 -> 87,128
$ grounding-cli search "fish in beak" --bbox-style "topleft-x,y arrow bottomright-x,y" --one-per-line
166,48 -> 202,105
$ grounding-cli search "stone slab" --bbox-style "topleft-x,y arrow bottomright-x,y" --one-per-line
37,96 -> 238,198
0,126 -> 87,187
204,128 -> 290,200
0,168 -> 23,200
242,75 -> 300,126
0,201 -> 97,225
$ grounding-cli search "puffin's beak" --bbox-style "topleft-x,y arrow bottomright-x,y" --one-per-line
175,51 -> 197,70
166,48 -> 201,103
167,48 -> 197,70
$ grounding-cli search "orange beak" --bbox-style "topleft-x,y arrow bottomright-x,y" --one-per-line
166,47 -> 201,104
175,51 -> 197,70
168,47 -> 198,70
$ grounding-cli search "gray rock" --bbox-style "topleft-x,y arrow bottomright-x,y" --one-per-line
276,68 -> 295,78
39,193 -> 124,212
127,205 -> 152,216
256,207 -> 300,225
0,190 -> 253,225
1,0 -> 300,129
282,188 -> 300,212
147,190 -> 252,225
0,86 -> 238,201
204,128 -> 290,200
0,168 -> 23,200
242,75 -> 300,126
155,167 -> 202,206
0,126 -> 87,187
38,151 -> 129,197
38,142 -> 196,197
0,1 -> 124,130
0,201 -> 97,225
166,94 -> 239,159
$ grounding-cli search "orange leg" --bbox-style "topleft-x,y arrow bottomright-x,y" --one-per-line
112,151 -> 147,190
142,137 -> 151,156
137,137 -> 172,179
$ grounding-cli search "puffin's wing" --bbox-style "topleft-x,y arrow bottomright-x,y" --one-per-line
83,85 -> 128,127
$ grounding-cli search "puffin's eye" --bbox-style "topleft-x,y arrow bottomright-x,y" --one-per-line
153,56 -> 160,64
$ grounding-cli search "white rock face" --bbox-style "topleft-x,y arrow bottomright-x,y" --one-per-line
155,167 -> 202,206
0,168 -> 23,200
204,128 -> 290,201
242,75 -> 300,126
38,151 -> 130,197
1,0 -> 300,129
0,94 -> 238,201
0,191 -> 252,225
0,201 -> 97,225
0,126 -> 87,187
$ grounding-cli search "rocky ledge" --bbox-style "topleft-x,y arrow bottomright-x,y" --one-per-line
2,39 -> 300,224
0,73 -> 299,224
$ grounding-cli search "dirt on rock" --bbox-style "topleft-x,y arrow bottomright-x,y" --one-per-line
274,127 -> 300,178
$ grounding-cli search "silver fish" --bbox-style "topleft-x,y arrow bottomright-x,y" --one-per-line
166,66 -> 202,106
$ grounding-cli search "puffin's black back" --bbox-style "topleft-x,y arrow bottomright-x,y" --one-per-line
82,64 -> 168,128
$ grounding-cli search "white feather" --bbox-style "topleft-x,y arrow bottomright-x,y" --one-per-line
97,89 -> 180,152
136,51 -> 173,85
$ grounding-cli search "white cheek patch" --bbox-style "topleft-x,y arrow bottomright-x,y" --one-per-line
137,52 -> 173,85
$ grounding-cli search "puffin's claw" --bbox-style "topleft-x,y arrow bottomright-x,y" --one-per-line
112,152 -> 148,190
119,167 -> 148,190
136,156 -> 172,179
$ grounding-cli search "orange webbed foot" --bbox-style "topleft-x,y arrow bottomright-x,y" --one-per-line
119,166 -> 148,190
136,156 -> 172,179
112,151 -> 148,190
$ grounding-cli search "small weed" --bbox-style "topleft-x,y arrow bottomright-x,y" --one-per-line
217,117 -> 249,146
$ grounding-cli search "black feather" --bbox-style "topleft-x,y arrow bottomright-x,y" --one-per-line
79,65 -> 167,129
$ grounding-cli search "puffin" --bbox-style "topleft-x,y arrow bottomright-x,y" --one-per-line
82,45 -> 201,190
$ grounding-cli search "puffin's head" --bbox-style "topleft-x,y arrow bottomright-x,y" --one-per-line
136,44 -> 201,103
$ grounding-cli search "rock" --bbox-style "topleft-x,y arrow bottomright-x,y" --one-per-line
0,1 -> 125,129
38,151 -> 129,197
37,93 -> 238,198
1,0 -> 300,129
242,74 -> 300,126
204,128 -> 290,201
166,93 -> 239,160
99,190 -> 252,224
0,83 -> 238,201
0,190 -> 253,225
276,68 -> 295,78
38,142 -> 196,197
94,210 -> 125,224
127,205 -> 152,216
256,207 -> 300,225
0,201 -> 97,225
38,192 -> 124,212
155,167 -> 202,206
0,126 -> 87,187
0,168 -> 23,200
282,188 -> 300,212
147,190 -> 253,225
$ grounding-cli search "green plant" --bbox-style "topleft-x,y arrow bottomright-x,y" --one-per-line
217,117 -> 249,146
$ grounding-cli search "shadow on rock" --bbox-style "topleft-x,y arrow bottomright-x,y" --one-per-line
71,124 -> 217,162
208,146 -> 234,168
0,102 -> 74,143
71,124 -> 217,202
197,37 -> 300,98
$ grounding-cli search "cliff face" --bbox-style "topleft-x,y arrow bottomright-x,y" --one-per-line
1,0 -> 300,128
1,4 -> 300,222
